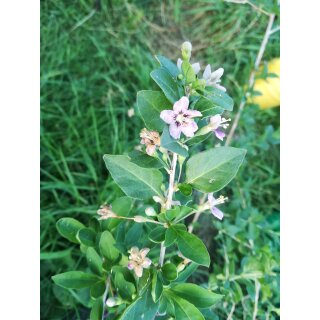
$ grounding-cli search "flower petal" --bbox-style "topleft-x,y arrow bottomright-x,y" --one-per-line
211,67 -> 224,82
169,124 -> 182,139
177,58 -> 183,70
181,121 -> 198,137
185,109 -> 202,118
210,114 -> 222,129
146,144 -> 156,156
160,110 -> 175,124
214,83 -> 227,92
192,62 -> 201,75
128,261 -> 136,270
214,129 -> 226,141
208,192 -> 215,204
140,248 -> 150,259
142,258 -> 152,268
203,64 -> 212,81
134,265 -> 143,277
173,96 -> 189,113
211,206 -> 224,220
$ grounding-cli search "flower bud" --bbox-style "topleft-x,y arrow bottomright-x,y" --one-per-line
133,215 -> 148,223
106,296 -> 123,307
195,125 -> 212,137
181,41 -> 192,61
177,262 -> 186,272
145,206 -> 157,217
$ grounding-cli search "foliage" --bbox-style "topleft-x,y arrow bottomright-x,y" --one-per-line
41,1 -> 280,319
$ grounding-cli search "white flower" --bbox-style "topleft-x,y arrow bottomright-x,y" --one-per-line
202,65 -> 226,92
207,193 -> 228,220
177,58 -> 201,75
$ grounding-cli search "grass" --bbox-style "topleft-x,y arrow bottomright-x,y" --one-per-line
41,1 -> 279,319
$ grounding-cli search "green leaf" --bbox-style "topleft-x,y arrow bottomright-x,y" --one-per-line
176,230 -> 210,267
129,150 -> 163,169
162,263 -> 178,281
155,55 -> 180,78
52,271 -> 100,289
186,132 -> 211,147
161,126 -> 189,158
178,183 -> 193,196
138,269 -> 151,295
103,154 -> 163,200
171,283 -> 223,308
164,224 -> 186,247
150,67 -> 181,103
40,249 -> 72,261
77,228 -> 96,247
164,227 -> 178,247
174,263 -> 199,283
174,206 -> 194,222
152,272 -> 163,302
148,226 -> 166,243
114,271 -> 136,301
186,147 -> 246,193
56,218 -> 85,244
99,230 -> 120,263
120,289 -> 159,320
101,196 -> 133,231
194,88 -> 234,117
137,90 -> 172,131
90,298 -> 104,320
90,281 -> 106,299
182,61 -> 196,83
169,294 -> 205,320
86,247 -> 103,276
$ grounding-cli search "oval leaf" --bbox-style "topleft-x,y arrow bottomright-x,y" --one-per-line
90,298 -> 104,320
99,230 -> 120,263
162,263 -> 178,281
137,90 -> 172,131
186,147 -> 246,193
52,271 -> 100,289
86,247 -> 103,276
150,67 -> 181,103
56,218 -> 85,244
171,283 -> 223,308
77,228 -> 96,247
169,294 -> 205,320
176,230 -> 210,267
103,154 -> 163,200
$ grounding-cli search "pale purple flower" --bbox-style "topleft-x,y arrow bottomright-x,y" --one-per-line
202,65 -> 226,92
209,115 -> 231,141
127,247 -> 152,277
160,96 -> 202,139
208,193 -> 228,220
177,58 -> 201,75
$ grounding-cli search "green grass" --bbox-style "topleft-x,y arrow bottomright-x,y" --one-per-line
41,1 -> 279,319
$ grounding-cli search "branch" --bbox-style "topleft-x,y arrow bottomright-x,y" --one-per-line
225,13 -> 276,146
159,152 -> 178,266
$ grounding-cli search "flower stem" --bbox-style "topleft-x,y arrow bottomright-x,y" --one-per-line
159,152 -> 178,266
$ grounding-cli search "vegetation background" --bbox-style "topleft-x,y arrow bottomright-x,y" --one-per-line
41,0 -> 280,319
